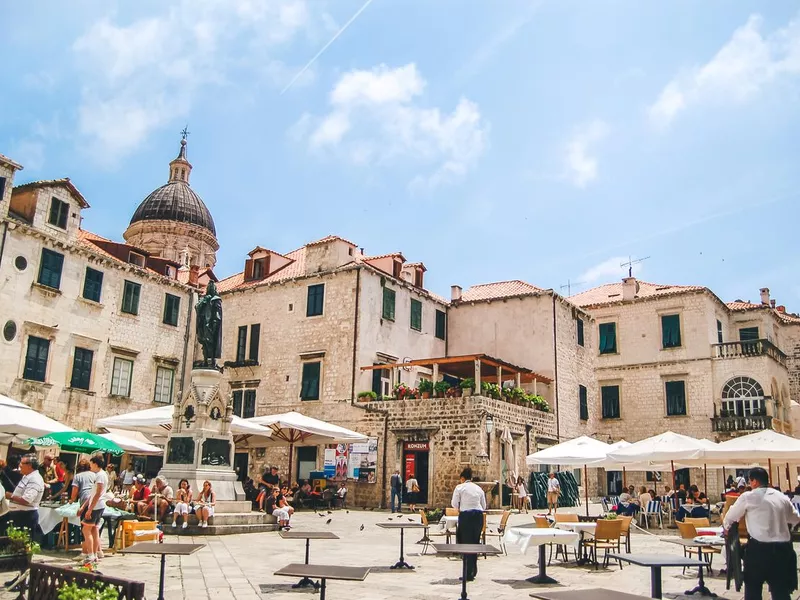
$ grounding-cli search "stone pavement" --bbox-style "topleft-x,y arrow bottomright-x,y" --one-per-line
9,505 -> 793,599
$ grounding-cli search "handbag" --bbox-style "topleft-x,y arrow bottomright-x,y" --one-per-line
411,483 -> 420,493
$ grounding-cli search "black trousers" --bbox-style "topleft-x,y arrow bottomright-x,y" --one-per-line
456,510 -> 483,579
743,538 -> 797,600
0,510 -> 39,536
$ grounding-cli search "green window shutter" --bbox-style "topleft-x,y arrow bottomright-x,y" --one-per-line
122,281 -> 141,315
301,362 -> 321,400
236,326 -> 248,362
163,294 -> 180,326
372,365 -> 383,396
70,348 -> 93,390
249,324 -> 260,362
601,385 -> 620,419
577,318 -> 585,347
579,385 -> 588,421
38,249 -> 64,290
382,288 -> 396,321
23,336 -> 50,382
48,198 -> 68,229
738,327 -> 758,341
661,314 -> 681,348
307,284 -> 324,317
83,268 -> 104,302
410,299 -> 422,331
435,310 -> 446,340
665,380 -> 686,416
232,390 -> 243,417
243,389 -> 256,418
599,323 -> 616,354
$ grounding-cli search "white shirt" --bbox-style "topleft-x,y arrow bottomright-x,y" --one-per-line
451,481 -> 486,512
10,470 -> 44,512
723,487 -> 800,543
406,478 -> 418,493
91,470 -> 108,510
121,469 -> 135,485
639,492 -> 653,506
547,477 -> 560,493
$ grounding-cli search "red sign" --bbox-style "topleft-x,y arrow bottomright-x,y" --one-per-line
404,441 -> 429,451
404,453 -> 416,479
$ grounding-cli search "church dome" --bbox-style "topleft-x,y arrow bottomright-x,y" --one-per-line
128,137 -> 216,236
129,180 -> 216,235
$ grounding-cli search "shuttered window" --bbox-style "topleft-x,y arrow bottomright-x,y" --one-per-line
598,323 -> 617,354
232,390 -> 243,417
300,362 -> 321,400
243,389 -> 256,418
579,385 -> 588,421
163,294 -> 180,326
577,318 -> 584,347
661,314 -> 681,348
435,310 -> 446,340
666,380 -> 687,416
23,336 -> 50,382
70,348 -> 93,390
249,324 -> 260,362
154,367 -> 174,404
410,299 -> 422,331
83,268 -> 103,302
48,197 -> 69,229
601,385 -> 620,419
716,320 -> 723,344
236,326 -> 247,362
382,287 -> 396,321
38,248 -> 64,290
111,357 -> 133,397
307,284 -> 324,317
121,281 -> 141,315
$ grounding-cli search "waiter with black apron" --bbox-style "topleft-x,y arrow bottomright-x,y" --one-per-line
451,467 -> 486,582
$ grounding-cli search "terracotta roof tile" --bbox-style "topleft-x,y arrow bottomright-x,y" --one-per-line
77,230 -> 180,280
307,234 -> 357,247
362,252 -> 406,262
726,301 -> 800,324
218,247 -> 307,293
0,153 -> 23,170
569,280 -> 705,308
13,178 -> 89,208
460,280 -> 544,302
726,301 -> 763,311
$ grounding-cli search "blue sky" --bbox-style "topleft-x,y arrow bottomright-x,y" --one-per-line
2,1 -> 799,307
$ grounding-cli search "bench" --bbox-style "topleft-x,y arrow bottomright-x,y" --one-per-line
21,561 -> 145,600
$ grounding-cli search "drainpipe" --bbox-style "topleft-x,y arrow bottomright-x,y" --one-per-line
0,221 -> 8,268
381,411 -> 389,509
552,293 -> 561,440
349,268 -> 361,405
179,289 -> 195,399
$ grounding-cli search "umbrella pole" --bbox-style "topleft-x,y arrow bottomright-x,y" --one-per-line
671,460 -> 676,490
584,464 -> 589,517
288,442 -> 294,485
722,466 -> 726,488
622,467 -> 626,490
787,463 -> 791,488
703,464 -> 708,499
768,458 -> 773,487
776,461 -> 781,490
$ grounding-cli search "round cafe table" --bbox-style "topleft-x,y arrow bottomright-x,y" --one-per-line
502,525 -> 579,584
554,521 -> 596,564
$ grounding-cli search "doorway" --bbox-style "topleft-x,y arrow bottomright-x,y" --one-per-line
233,452 -> 249,482
403,441 -> 430,504
296,447 -> 317,483
675,468 -> 690,490
606,471 -> 623,496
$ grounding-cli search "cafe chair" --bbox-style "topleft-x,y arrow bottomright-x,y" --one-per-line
676,521 -> 719,574
684,517 -> 710,528
618,515 -> 633,553
583,518 -> 623,570
639,500 -> 663,529
534,515 -> 551,528
483,510 -> 511,556
418,510 -> 446,555
549,513 -> 579,564
445,507 -> 459,516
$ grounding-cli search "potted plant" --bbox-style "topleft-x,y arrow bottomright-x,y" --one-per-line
406,388 -> 419,399
433,380 -> 450,398
481,381 -> 500,399
58,582 -> 119,599
460,377 -> 475,397
394,383 -> 411,400
418,379 -> 433,399
0,525 -> 39,572
357,390 -> 377,402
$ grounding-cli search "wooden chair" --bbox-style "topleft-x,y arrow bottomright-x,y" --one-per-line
583,518 -> 623,570
418,510 -> 446,555
684,517 -> 711,527
618,515 -> 633,553
534,515 -> 551,528
445,507 -> 459,516
550,512 -> 580,563
554,513 -> 579,523
676,521 -> 719,573
483,510 -> 511,556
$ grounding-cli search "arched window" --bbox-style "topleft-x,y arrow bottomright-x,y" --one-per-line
721,376 -> 765,417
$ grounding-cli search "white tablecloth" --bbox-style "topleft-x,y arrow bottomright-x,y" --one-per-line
438,516 -> 459,532
502,526 -> 579,555
554,522 -> 596,534
38,503 -> 132,534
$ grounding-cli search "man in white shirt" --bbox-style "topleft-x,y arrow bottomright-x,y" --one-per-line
0,454 -> 44,535
451,467 -> 486,581
77,456 -> 108,564
723,467 -> 800,600
546,472 -> 561,515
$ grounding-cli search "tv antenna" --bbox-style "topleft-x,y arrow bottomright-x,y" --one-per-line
560,279 -> 586,295
620,255 -> 650,277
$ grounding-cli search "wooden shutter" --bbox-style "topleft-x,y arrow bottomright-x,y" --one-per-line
232,390 -> 243,417
244,390 -> 256,418
249,324 -> 260,362
244,259 -> 254,281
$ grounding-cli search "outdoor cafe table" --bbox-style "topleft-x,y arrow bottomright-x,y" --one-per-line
553,522 -> 596,564
376,522 -> 426,569
279,530 -> 339,588
608,553 -> 707,599
439,515 -> 460,533
502,525 -> 579,584
274,564 -> 369,600
663,538 -> 723,597
432,543 -> 501,600
531,589 -> 652,600
122,542 -> 205,600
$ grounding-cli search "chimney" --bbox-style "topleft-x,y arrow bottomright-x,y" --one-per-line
188,264 -> 200,287
760,287 -> 770,305
451,285 -> 462,302
622,277 -> 637,301
770,299 -> 776,308
777,305 -> 786,313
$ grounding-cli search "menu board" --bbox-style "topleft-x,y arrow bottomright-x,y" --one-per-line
348,437 -> 378,483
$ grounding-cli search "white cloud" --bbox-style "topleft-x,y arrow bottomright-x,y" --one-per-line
563,120 -> 610,188
71,0 -> 319,164
649,14 -> 800,127
9,139 -> 45,172
295,63 -> 489,189
580,256 -> 643,284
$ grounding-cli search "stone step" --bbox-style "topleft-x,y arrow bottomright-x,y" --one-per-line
214,500 -> 252,513
163,522 -> 280,536
166,512 -> 276,527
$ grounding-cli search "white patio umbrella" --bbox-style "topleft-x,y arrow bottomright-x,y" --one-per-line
527,435 -> 613,515
501,427 -> 518,486
99,431 -> 162,456
702,429 -> 800,486
247,411 -> 368,483
0,393 -> 73,443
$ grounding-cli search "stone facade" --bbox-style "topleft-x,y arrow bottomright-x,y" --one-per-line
0,169 -> 196,429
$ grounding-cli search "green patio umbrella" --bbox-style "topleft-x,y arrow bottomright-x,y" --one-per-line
26,431 -> 124,455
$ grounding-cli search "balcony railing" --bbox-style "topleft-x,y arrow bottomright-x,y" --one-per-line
712,339 -> 787,366
711,413 -> 773,433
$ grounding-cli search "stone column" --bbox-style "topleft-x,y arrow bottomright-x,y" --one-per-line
474,359 -> 481,392
432,362 -> 439,386
515,373 -> 522,389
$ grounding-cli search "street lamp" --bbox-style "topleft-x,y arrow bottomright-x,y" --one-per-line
485,414 -> 494,458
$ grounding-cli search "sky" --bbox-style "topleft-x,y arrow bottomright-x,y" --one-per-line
2,0 -> 799,307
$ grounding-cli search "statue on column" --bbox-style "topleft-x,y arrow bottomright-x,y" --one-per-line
195,281 -> 222,367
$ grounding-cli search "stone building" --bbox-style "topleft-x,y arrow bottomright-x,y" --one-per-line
570,277 -> 799,496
